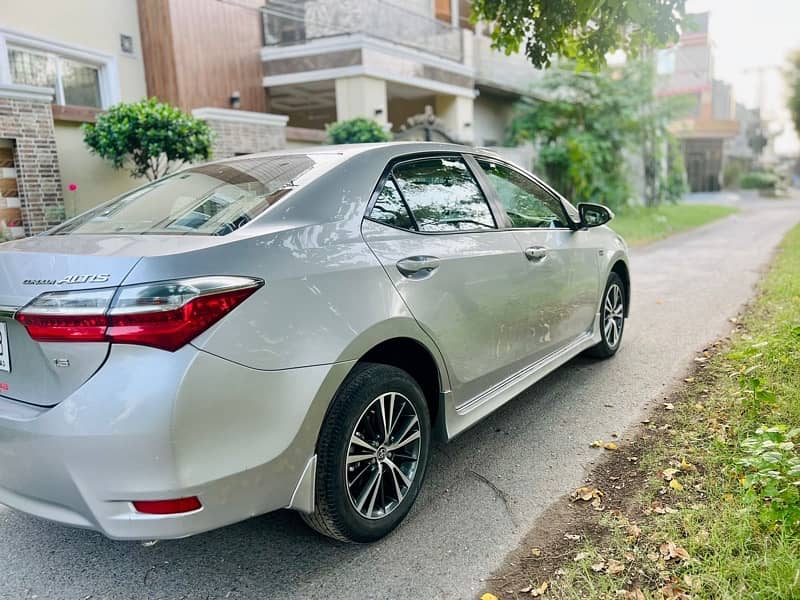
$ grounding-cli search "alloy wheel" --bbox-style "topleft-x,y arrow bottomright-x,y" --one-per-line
603,282 -> 624,348
345,392 -> 422,520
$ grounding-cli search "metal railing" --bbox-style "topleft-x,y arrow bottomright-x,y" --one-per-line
262,0 -> 463,63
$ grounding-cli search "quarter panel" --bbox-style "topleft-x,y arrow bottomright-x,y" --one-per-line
125,222 -> 418,371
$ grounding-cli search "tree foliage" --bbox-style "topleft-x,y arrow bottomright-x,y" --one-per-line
509,62 -> 690,209
470,0 -> 686,69
327,117 -> 392,144
83,98 -> 212,181
787,50 -> 800,139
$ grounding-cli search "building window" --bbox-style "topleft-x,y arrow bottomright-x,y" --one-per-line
435,0 -> 452,23
8,46 -> 102,108
0,28 -> 119,109
656,48 -> 675,75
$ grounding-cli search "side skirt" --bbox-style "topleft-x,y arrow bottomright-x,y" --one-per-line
443,323 -> 602,440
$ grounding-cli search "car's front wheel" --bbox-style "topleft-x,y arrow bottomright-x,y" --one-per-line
302,363 -> 431,543
586,272 -> 626,358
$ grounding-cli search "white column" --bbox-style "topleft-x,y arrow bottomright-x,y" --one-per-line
435,93 -> 475,144
334,76 -> 388,125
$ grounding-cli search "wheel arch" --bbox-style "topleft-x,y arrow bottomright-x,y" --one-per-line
357,336 -> 445,430
610,259 -> 631,317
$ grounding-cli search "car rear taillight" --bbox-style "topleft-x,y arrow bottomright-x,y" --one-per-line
16,276 -> 263,351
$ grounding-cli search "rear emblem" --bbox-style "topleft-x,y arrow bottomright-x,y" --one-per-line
22,274 -> 111,286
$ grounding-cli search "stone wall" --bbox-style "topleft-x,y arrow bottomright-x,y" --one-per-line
0,84 -> 64,237
192,108 -> 289,159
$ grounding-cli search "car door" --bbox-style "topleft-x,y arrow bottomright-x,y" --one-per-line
474,158 -> 601,354
361,154 -> 531,406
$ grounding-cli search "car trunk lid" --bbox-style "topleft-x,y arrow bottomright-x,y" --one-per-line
0,237 -> 142,407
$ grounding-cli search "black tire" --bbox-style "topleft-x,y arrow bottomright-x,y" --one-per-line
301,362 -> 431,543
585,272 -> 626,359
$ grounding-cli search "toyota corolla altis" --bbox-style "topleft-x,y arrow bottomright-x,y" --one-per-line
0,143 -> 629,542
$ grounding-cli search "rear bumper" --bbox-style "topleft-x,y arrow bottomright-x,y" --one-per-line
0,344 -> 353,540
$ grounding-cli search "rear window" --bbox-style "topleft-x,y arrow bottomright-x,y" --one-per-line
50,154 -> 337,236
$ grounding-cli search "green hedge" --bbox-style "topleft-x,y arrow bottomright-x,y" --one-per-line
740,171 -> 779,190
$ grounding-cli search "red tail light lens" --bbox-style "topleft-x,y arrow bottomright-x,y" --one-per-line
16,276 -> 263,351
16,288 -> 115,342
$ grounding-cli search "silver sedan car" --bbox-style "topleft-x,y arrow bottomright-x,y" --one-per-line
0,143 -> 629,542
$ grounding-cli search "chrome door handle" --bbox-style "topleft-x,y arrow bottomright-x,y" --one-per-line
524,246 -> 548,261
396,255 -> 440,278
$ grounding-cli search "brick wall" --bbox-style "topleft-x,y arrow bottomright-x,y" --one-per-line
0,90 -> 64,237
192,108 -> 289,159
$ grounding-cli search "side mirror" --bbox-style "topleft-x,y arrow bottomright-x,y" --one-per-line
578,203 -> 614,228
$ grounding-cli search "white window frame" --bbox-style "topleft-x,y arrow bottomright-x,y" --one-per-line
0,27 -> 120,108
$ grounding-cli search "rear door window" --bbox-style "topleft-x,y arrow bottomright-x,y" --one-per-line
391,157 -> 496,232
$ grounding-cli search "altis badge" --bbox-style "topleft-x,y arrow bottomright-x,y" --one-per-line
22,274 -> 111,286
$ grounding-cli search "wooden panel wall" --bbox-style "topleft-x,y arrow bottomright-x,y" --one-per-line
137,0 -> 267,113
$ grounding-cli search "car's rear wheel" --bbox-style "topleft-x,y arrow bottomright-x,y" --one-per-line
586,272 -> 626,358
302,363 -> 431,543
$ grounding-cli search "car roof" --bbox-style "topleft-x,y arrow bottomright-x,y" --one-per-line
203,141 -> 496,165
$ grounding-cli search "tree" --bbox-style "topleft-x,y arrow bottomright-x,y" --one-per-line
508,61 -> 689,209
470,0 -> 686,69
83,98 -> 213,181
327,117 -> 392,144
786,50 -> 800,139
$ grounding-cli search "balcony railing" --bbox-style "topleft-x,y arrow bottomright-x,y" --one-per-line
262,0 -> 463,64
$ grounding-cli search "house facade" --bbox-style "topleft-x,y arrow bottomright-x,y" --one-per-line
1,0 -> 543,239
656,12 -> 740,192
0,0 -> 148,237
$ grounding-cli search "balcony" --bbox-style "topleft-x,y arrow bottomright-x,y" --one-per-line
262,0 -> 463,64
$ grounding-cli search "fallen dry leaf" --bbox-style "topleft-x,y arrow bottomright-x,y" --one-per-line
664,403 -> 675,410
590,440 -> 604,448
680,457 -> 696,472
660,541 -> 691,562
606,559 -> 625,575
660,582 -> 692,599
530,581 -> 549,597
624,589 -> 646,600
626,524 -> 642,539
519,585 -> 533,593
591,561 -> 606,572
574,551 -> 591,562
684,377 -> 695,383
669,479 -> 684,492
480,594 -> 499,600
661,468 -> 679,481
531,547 -> 542,557
604,442 -> 619,450
573,486 -> 604,502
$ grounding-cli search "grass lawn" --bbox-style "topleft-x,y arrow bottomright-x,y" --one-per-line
483,223 -> 800,600
611,203 -> 738,246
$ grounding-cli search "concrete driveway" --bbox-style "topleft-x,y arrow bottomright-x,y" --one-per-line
2,195 -> 799,600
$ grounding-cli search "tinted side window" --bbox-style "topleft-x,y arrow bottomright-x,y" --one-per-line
369,178 -> 415,230
478,160 -> 569,229
393,157 -> 496,232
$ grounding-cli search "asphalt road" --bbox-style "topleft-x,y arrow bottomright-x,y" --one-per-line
2,196 -> 799,600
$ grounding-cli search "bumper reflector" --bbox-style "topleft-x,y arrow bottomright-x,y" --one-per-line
132,497 -> 202,515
